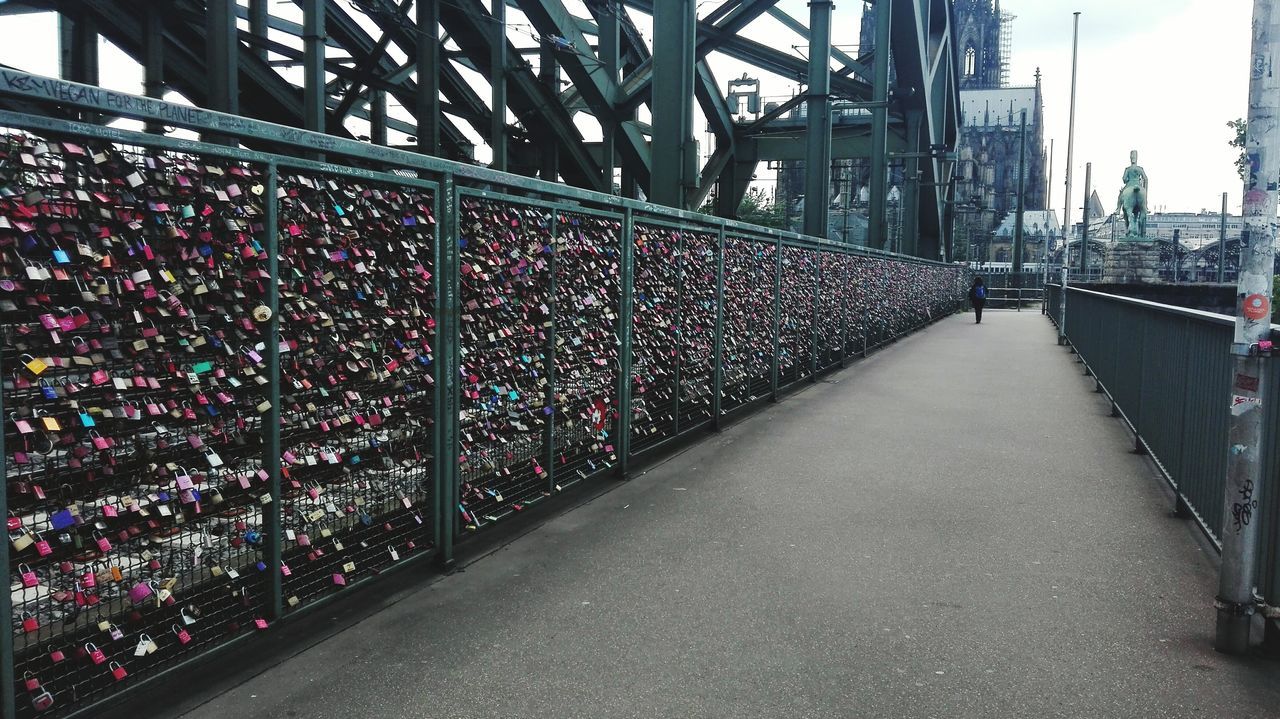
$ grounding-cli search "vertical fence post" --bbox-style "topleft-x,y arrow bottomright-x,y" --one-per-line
770,235 -> 782,400
615,208 -> 635,476
839,253 -> 849,368
711,224 -> 726,431
262,163 -> 283,620
810,251 -> 820,380
0,331 -> 12,719
544,213 -> 559,490
673,229 -> 684,436
1133,309 -> 1147,454
1173,316 -> 1194,518
433,174 -> 460,569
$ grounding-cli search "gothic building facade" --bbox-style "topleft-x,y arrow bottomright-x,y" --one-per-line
777,1 -> 1049,260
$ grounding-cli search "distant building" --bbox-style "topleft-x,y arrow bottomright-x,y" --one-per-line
1144,211 -> 1242,248
987,209 -> 1061,263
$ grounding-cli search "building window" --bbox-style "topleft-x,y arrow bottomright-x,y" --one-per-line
964,46 -> 976,77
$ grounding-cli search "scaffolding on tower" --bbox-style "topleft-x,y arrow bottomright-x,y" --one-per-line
999,10 -> 1015,87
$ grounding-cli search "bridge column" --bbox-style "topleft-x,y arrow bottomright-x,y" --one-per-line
651,0 -> 696,208
803,0 -> 833,239
417,0 -> 442,156
867,0 -> 892,250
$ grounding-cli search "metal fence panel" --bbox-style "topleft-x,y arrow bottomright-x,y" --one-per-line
0,89 -> 970,718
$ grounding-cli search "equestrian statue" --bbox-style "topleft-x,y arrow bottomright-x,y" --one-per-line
1115,150 -> 1149,239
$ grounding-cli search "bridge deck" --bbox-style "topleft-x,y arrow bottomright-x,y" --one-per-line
179,311 -> 1280,718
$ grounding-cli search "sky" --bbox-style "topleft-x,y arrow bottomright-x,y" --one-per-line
0,0 -> 1256,215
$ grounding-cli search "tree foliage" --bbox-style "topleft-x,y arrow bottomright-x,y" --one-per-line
699,187 -> 786,230
1229,118 -> 1249,182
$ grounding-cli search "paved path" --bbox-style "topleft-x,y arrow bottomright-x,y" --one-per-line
181,310 -> 1280,719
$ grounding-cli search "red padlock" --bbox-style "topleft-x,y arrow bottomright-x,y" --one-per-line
86,642 -> 106,664
49,647 -> 66,663
22,613 -> 39,633
23,671 -> 40,691
110,661 -> 128,681
173,624 -> 192,645
19,563 -> 38,587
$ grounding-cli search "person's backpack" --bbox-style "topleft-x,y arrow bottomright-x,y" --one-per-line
974,285 -> 985,300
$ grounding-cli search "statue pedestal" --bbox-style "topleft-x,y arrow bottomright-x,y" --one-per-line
1103,241 -> 1162,284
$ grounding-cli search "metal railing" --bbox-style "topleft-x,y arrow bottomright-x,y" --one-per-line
984,287 -> 1043,311
1056,286 -> 1280,616
0,73 -> 969,719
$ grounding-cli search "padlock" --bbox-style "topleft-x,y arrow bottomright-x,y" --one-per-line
19,563 -> 38,587
108,623 -> 124,641
21,354 -> 48,375
86,642 -> 106,664
93,531 -> 111,553
173,624 -> 192,645
49,646 -> 66,663
23,671 -> 40,691
127,581 -> 154,604
110,661 -> 128,681
31,688 -> 55,712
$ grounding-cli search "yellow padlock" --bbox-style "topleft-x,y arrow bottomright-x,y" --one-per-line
21,354 -> 47,376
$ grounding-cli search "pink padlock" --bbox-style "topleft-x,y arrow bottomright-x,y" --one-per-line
24,671 -> 40,691
127,581 -> 155,604
48,647 -> 66,663
82,570 -> 96,588
19,563 -> 37,587
173,624 -> 192,645
22,613 -> 39,633
93,531 -> 111,553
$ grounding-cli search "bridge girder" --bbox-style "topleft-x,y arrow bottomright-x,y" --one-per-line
1,0 -> 960,257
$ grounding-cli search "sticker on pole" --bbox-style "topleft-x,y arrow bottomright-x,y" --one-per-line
1243,294 -> 1270,321
1232,394 -> 1262,416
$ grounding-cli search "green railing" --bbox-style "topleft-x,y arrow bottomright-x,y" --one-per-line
1046,282 -> 1063,327
0,73 -> 968,718
1057,286 -> 1280,615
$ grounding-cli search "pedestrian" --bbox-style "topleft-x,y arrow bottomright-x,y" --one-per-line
969,276 -> 987,324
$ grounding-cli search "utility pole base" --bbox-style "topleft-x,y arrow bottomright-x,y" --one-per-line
1215,602 -> 1255,654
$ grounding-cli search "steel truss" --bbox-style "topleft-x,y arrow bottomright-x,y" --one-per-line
0,0 -> 959,258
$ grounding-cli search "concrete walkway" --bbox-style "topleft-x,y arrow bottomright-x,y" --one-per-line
181,310 -> 1280,719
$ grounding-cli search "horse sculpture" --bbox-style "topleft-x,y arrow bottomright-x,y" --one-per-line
1116,150 -> 1149,239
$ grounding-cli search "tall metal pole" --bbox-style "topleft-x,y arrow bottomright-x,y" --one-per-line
651,0 -> 696,208
1079,162 -> 1091,277
599,0 -> 620,190
902,110 -> 923,256
1216,0 -> 1280,655
1013,110 -> 1028,280
204,0 -> 239,144
302,0 -> 326,137
803,0 -> 834,238
370,90 -> 388,145
1044,138 -> 1054,291
1063,12 -> 1081,279
868,0 -> 893,249
143,12 -> 165,134
1219,191 -> 1230,283
490,0 -> 508,172
417,0 -> 441,156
